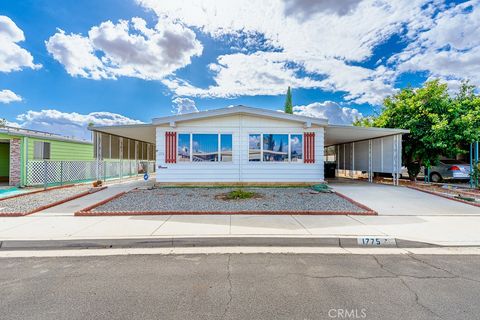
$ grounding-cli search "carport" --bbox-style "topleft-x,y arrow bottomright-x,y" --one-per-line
325,125 -> 409,185
90,124 -> 156,161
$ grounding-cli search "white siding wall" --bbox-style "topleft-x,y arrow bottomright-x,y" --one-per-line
156,115 -> 325,183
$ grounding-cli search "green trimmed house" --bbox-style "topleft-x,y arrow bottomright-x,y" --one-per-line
0,126 -> 93,186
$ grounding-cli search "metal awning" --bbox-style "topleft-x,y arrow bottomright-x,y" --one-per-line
325,125 -> 409,146
89,124 -> 156,144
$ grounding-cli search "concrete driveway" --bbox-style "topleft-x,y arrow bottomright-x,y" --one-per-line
330,181 -> 480,216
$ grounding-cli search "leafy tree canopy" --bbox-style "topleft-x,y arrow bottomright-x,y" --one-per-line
354,80 -> 480,179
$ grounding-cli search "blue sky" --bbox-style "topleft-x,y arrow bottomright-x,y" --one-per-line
0,0 -> 478,140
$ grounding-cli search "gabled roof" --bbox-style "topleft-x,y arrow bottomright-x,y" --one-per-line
152,105 -> 328,126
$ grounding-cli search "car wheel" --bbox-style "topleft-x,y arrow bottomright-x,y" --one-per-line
430,172 -> 442,183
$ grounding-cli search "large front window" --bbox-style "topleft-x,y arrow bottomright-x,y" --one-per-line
177,133 -> 233,162
220,134 -> 233,162
290,134 -> 303,162
248,134 -> 261,161
249,133 -> 303,162
263,134 -> 288,162
177,134 -> 190,162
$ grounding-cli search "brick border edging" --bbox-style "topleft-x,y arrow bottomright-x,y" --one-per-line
407,186 -> 480,208
333,191 -> 377,215
75,189 -> 377,216
75,191 -> 127,215
0,184 -> 76,202
0,186 -> 108,217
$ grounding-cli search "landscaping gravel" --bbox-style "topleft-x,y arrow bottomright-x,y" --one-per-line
92,187 -> 368,213
0,185 -> 92,214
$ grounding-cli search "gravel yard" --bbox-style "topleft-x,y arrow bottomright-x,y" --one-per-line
0,185 -> 93,215
90,187 -> 371,214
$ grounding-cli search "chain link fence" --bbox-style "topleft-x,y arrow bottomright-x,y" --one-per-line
26,160 -> 155,187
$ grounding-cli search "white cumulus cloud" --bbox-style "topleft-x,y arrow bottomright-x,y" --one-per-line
46,17 -> 203,80
15,109 -> 143,141
0,89 -> 22,103
391,1 -> 480,89
138,0 -> 433,104
0,15 -> 41,72
163,52 -> 322,98
172,97 -> 198,114
293,101 -> 362,125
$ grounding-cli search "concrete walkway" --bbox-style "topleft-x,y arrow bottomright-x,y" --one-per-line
330,181 -> 480,215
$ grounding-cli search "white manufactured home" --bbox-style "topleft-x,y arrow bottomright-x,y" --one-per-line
90,106 -> 408,184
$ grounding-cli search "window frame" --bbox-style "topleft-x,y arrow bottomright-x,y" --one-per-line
176,132 -> 233,163
33,141 -> 51,160
289,134 -> 304,163
248,133 -> 304,163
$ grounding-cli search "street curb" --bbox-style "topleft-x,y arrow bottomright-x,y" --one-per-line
0,237 -> 440,251
0,186 -> 108,217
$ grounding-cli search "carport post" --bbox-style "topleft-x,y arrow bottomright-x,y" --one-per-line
109,134 -> 112,159
392,134 -> 399,186
368,139 -> 373,183
476,141 -> 479,188
98,132 -> 103,180
351,142 -> 355,178
470,143 -> 473,188
119,137 -> 123,182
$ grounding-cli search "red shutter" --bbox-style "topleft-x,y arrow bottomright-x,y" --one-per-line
165,132 -> 177,163
304,132 -> 315,164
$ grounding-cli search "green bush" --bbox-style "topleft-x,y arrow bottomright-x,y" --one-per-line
225,189 -> 255,200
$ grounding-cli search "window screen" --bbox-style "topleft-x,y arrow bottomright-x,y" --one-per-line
263,134 -> 288,162
33,141 -> 51,160
192,134 -> 218,162
248,134 -> 261,161
220,134 -> 232,162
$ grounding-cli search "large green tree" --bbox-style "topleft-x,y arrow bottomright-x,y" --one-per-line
284,86 -> 293,114
354,80 -> 480,180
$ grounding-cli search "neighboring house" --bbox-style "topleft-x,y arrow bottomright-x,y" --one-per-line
90,106 -> 408,184
0,126 -> 93,186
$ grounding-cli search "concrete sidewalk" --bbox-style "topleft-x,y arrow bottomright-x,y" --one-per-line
2,214 -> 480,246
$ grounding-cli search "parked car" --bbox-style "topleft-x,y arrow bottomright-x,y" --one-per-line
401,159 -> 471,182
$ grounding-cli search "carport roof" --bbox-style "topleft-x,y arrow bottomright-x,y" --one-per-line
325,125 -> 409,146
89,123 -> 156,144
89,106 -> 408,146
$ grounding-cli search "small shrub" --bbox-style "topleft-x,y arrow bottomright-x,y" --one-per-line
225,189 -> 255,200
93,180 -> 103,187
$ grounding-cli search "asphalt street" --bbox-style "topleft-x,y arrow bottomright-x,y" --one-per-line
1,253 -> 480,320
